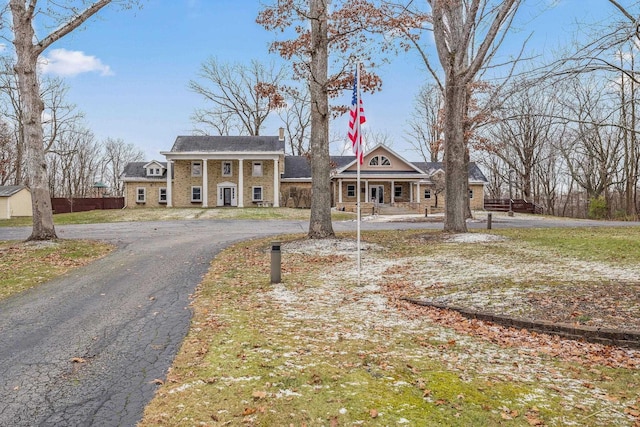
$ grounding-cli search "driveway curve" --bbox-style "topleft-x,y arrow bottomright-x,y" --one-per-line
0,220 -> 307,427
0,216 -> 638,426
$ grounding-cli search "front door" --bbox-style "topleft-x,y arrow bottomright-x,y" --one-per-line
223,187 -> 232,206
370,186 -> 384,204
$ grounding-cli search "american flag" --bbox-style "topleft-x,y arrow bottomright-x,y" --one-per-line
347,70 -> 366,164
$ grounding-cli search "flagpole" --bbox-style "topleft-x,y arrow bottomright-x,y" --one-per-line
356,62 -> 361,286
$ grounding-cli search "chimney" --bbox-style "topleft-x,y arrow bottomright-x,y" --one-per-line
278,127 -> 285,141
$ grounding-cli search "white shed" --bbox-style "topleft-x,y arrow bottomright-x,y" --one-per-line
0,186 -> 33,219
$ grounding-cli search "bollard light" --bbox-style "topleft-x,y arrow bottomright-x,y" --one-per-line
487,213 -> 492,230
271,241 -> 281,284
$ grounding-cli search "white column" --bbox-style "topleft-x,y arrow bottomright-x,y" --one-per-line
273,158 -> 280,207
338,179 -> 343,204
410,182 -> 413,203
238,159 -> 244,208
416,182 -> 420,205
390,180 -> 395,204
202,159 -> 208,208
166,161 -> 172,207
365,180 -> 369,202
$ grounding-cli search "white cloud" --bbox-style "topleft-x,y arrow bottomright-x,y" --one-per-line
39,48 -> 113,77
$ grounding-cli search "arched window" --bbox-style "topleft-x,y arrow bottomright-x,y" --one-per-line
368,155 -> 391,167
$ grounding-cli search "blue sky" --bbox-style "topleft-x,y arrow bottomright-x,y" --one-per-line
16,0 -> 625,161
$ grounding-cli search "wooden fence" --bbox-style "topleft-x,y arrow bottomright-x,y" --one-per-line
484,198 -> 544,214
51,197 -> 125,214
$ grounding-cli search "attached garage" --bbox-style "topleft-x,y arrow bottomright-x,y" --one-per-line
0,186 -> 33,219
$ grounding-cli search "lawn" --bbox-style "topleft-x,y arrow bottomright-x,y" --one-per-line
139,227 -> 640,426
0,240 -> 113,300
0,207 -> 356,227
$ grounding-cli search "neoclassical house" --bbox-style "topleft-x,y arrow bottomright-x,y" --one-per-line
120,133 -> 488,212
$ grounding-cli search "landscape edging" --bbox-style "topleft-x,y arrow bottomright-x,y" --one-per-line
403,298 -> 640,349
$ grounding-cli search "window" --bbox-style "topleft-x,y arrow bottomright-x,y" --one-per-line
469,189 -> 474,199
424,189 -> 431,199
192,161 -> 202,177
252,186 -> 263,201
252,161 -> 263,177
347,185 -> 356,198
394,185 -> 402,198
159,188 -> 167,204
222,161 -> 232,177
147,166 -> 162,176
136,187 -> 146,203
368,155 -> 391,167
191,186 -> 202,202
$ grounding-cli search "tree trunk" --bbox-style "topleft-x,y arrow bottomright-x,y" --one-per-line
10,0 -> 57,240
443,77 -> 469,232
307,0 -> 334,239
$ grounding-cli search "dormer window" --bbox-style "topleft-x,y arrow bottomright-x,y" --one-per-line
369,155 -> 391,167
146,164 -> 164,177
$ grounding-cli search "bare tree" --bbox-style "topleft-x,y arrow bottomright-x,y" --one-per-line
0,119 -> 14,185
8,0 -> 137,240
48,126 -> 101,198
101,137 -> 144,196
41,77 -> 84,154
556,76 -> 622,212
429,0 -> 521,232
405,83 -> 443,162
278,84 -> 311,155
488,80 -> 557,200
189,58 -> 287,136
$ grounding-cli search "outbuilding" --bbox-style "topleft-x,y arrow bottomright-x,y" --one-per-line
0,186 -> 33,219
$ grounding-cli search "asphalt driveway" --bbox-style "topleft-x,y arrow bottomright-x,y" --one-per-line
0,220 -> 308,427
0,216 -> 638,426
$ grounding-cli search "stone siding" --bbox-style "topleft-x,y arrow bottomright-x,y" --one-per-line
124,181 -> 167,208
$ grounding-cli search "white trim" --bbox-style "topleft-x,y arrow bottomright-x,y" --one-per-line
252,161 -> 263,177
222,161 -> 233,177
252,186 -> 263,202
335,143 -> 426,175
159,187 -> 167,204
217,182 -> 238,207
136,187 -> 146,203
191,161 -> 202,177
346,184 -> 356,198
238,159 -> 244,208
202,159 -> 208,207
161,151 -> 282,161
166,161 -> 172,207
273,158 -> 280,207
191,186 -> 202,202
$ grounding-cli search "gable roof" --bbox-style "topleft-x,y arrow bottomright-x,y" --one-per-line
336,144 -> 425,175
282,156 -> 355,179
120,162 -> 169,180
168,135 -> 285,153
283,155 -> 488,183
143,160 -> 166,169
0,185 -> 28,197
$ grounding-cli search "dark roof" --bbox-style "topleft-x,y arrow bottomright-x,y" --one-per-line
284,157 -> 487,182
0,185 -> 28,197
282,156 -> 357,179
170,135 -> 285,153
412,162 -> 488,182
121,162 -> 168,179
